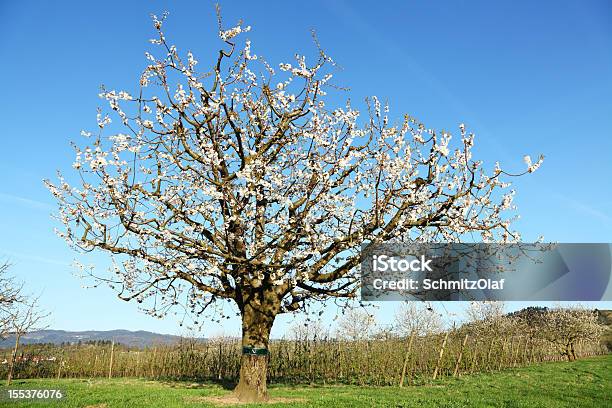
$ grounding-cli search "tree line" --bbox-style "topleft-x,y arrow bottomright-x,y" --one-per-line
1,303 -> 607,385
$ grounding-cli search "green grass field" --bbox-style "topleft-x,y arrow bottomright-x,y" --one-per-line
1,355 -> 610,407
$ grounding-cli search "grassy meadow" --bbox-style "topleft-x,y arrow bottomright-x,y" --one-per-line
1,355 -> 610,407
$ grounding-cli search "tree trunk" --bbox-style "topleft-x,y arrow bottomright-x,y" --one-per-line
6,332 -> 21,385
564,342 -> 572,361
233,303 -> 275,402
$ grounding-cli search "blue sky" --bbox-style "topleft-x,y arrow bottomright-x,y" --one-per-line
0,0 -> 611,337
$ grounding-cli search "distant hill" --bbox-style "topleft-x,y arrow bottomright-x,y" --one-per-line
0,329 -> 184,348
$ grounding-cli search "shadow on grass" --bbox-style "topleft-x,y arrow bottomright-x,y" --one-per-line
158,377 -> 238,390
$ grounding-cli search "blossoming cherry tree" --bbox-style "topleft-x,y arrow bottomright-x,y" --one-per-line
46,13 -> 542,401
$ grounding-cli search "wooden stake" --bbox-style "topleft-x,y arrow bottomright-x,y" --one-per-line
453,334 -> 469,377
56,359 -> 63,379
150,347 -> 156,378
469,339 -> 478,374
399,331 -> 416,387
498,338 -> 507,370
108,341 -> 115,379
432,331 -> 449,380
